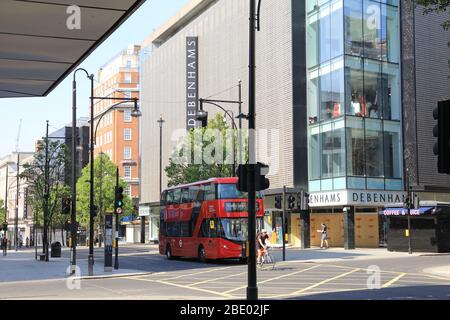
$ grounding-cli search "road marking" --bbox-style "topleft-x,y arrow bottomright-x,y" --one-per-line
129,276 -> 235,299
160,266 -> 234,281
382,273 -> 406,288
186,271 -> 248,287
222,265 -> 321,295
293,268 -> 360,294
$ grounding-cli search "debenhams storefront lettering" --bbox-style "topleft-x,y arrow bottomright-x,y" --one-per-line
309,190 -> 406,207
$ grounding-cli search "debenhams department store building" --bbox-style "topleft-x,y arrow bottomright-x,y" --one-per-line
140,0 -> 450,249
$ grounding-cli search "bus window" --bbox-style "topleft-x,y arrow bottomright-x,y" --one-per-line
180,188 -> 190,204
160,191 -> 167,205
166,190 -> 174,205
199,219 -> 218,238
189,186 -> 201,203
172,188 -> 181,205
166,222 -> 180,237
180,221 -> 192,237
218,184 -> 247,199
203,183 -> 216,201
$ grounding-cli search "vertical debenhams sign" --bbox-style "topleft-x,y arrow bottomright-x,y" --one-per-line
186,37 -> 198,130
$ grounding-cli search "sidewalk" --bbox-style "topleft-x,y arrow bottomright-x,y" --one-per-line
0,249 -> 150,283
271,246 -> 428,263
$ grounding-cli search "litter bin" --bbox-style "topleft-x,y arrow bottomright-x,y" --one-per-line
51,242 -> 61,258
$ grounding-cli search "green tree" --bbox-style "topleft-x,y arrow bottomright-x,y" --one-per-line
21,139 -> 70,245
76,153 -> 133,242
414,0 -> 450,69
0,200 -> 6,224
416,0 -> 450,30
165,114 -> 247,186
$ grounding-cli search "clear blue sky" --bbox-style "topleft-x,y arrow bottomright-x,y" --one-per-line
0,0 -> 188,157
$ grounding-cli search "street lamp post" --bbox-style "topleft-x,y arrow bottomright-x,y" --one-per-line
71,68 -> 91,274
43,120 -> 50,261
88,75 -> 95,274
198,99 -> 239,176
91,97 -> 141,270
157,115 -> 165,197
247,0 -> 261,301
15,152 -> 19,252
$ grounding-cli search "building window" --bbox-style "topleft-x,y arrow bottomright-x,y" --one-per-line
124,110 -> 132,122
124,166 -> 131,178
124,128 -> 132,141
124,147 -> 131,160
125,185 -> 132,196
124,73 -> 131,83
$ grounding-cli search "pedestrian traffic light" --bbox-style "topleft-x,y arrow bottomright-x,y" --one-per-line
288,195 -> 296,210
255,162 -> 270,192
62,197 -> 71,214
115,186 -> 124,214
2,223 -> 7,232
275,195 -> 282,209
433,100 -> 450,174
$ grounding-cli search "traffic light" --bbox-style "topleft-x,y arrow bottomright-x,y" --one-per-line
403,196 -> 411,210
236,163 -> 270,192
92,204 -> 99,218
196,110 -> 208,128
2,223 -> 7,232
288,195 -> 296,210
64,220 -> 71,232
62,197 -> 71,214
236,164 -> 248,192
298,190 -> 310,210
413,192 -> 420,209
275,195 -> 282,209
433,100 -> 450,174
115,186 -> 124,214
255,162 -> 270,192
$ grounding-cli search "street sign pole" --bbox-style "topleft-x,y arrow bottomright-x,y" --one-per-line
104,214 -> 113,272
114,167 -> 119,269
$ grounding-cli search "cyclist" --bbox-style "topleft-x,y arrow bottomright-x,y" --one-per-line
256,229 -> 270,264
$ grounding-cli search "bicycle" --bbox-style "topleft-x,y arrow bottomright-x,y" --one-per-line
257,246 -> 275,270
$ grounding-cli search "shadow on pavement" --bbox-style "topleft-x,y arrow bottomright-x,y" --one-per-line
285,285 -> 450,300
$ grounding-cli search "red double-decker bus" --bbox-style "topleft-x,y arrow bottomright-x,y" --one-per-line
159,177 -> 264,262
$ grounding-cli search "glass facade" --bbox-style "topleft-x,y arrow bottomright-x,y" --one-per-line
306,0 -> 402,192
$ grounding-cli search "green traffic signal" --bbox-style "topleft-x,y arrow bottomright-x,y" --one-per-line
115,186 -> 124,210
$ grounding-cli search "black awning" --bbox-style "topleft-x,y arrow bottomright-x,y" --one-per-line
0,0 -> 145,98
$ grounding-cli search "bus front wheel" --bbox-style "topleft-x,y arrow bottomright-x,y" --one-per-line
166,244 -> 173,260
198,246 -> 206,263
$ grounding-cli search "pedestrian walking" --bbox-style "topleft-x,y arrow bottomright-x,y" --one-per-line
2,236 -> 7,256
317,223 -> 329,249
26,237 -> 29,248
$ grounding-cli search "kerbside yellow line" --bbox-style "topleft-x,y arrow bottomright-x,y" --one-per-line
222,265 -> 321,295
382,273 -> 406,288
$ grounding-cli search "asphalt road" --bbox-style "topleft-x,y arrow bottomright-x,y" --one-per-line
0,245 -> 449,300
